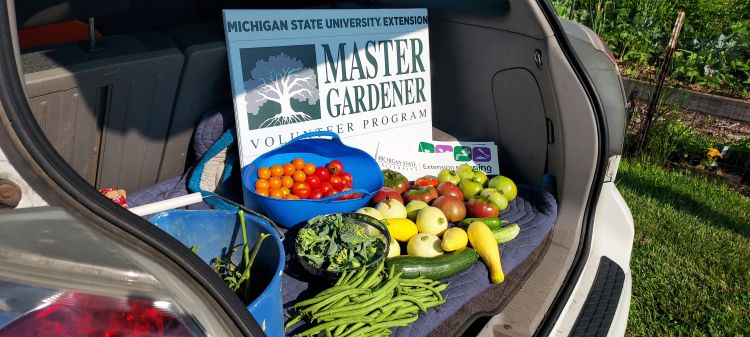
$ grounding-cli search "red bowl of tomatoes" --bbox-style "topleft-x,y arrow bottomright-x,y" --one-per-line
242,131 -> 384,229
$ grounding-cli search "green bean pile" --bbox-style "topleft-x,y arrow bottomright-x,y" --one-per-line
285,261 -> 448,337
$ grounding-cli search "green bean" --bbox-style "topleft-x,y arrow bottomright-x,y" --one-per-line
348,267 -> 369,287
337,310 -> 379,336
318,272 -> 401,317
302,288 -> 368,315
423,299 -> 446,308
284,314 -> 302,330
326,329 -> 333,337
336,270 -> 350,286
292,285 -> 355,308
297,316 -> 375,337
390,295 -> 426,313
315,284 -> 394,319
360,262 -> 384,289
321,296 -> 350,312
343,316 -> 419,337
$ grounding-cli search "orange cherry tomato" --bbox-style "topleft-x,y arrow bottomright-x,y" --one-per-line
269,189 -> 283,198
257,167 -> 271,180
292,158 -> 305,170
303,163 -> 316,175
255,179 -> 269,190
280,187 -> 290,196
284,194 -> 300,200
283,163 -> 296,176
270,164 -> 284,177
255,189 -> 269,197
293,170 -> 306,182
268,176 -> 282,190
281,175 -> 294,188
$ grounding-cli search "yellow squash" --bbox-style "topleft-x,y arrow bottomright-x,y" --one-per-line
441,227 -> 468,252
385,218 -> 418,242
467,221 -> 504,284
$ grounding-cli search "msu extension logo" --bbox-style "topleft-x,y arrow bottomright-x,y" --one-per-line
241,45 -> 321,129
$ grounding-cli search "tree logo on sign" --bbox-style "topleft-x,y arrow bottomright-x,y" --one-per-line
241,46 -> 321,129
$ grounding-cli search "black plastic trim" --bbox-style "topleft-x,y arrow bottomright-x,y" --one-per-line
569,257 -> 625,337
533,1 -> 610,336
0,2 -> 263,336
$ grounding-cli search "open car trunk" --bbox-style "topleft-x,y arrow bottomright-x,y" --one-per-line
16,0 -> 602,336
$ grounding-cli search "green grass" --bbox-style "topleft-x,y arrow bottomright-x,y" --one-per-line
616,157 -> 750,336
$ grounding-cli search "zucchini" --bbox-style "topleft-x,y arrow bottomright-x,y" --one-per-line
385,248 -> 479,279
457,217 -> 508,230
492,223 -> 520,243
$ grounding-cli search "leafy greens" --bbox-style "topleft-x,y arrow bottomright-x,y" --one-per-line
296,214 -> 385,271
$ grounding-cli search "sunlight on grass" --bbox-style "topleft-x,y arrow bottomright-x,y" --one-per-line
616,158 -> 750,336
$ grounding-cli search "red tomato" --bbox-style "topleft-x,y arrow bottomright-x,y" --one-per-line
309,189 -> 324,200
326,160 -> 344,175
314,167 -> 330,181
292,182 -> 310,197
339,172 -> 353,186
319,181 -> 334,194
336,186 -> 353,200
414,175 -> 439,188
329,175 -> 344,189
325,189 -> 338,198
306,175 -> 321,189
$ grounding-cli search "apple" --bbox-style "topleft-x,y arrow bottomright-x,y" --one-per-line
416,206 -> 449,236
370,187 -> 403,205
459,178 -> 483,200
414,175 -> 439,188
375,198 -> 407,219
466,196 -> 500,218
456,164 -> 475,180
480,188 -> 497,198
355,207 -> 384,220
473,171 -> 488,186
437,181 -> 464,200
382,169 -> 409,194
437,169 -> 461,185
403,186 -> 439,204
405,200 -> 429,221
432,196 -> 466,222
488,175 -> 518,201
486,191 -> 509,211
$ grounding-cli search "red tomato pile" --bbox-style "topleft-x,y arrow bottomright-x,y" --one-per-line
254,158 -> 361,200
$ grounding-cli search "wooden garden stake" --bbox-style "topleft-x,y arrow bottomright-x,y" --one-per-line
637,10 -> 686,152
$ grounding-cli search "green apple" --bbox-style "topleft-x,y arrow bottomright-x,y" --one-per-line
486,190 -> 509,211
459,179 -> 483,200
480,188 -> 497,198
355,207 -> 384,220
405,200 -> 429,221
473,171 -> 488,186
437,168 -> 461,185
456,164 -> 475,180
488,175 -> 518,201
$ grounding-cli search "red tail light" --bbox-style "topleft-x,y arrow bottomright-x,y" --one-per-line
0,292 -> 197,337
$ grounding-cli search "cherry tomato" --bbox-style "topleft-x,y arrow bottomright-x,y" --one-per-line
309,189 -> 324,200
284,194 -> 300,200
255,189 -> 269,197
329,175 -> 343,189
327,160 -> 344,175
293,170 -> 306,182
325,189 -> 338,198
283,163 -> 296,176
269,188 -> 283,198
255,179 -> 269,190
257,167 -> 271,180
306,175 -> 321,189
336,186 -> 352,200
280,187 -> 290,196
319,181 -> 334,194
292,158 -> 305,170
293,182 -> 311,199
315,167 -> 330,181
303,163 -> 316,175
280,175 -> 294,189
270,164 -> 284,177
339,172 -> 353,186
268,177 -> 282,190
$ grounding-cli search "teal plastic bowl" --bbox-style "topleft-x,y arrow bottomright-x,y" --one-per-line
243,131 -> 384,229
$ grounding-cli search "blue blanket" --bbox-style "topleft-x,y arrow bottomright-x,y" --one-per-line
282,187 -> 557,337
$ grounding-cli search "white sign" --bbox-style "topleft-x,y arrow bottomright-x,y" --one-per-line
223,9 -> 433,166
375,141 -> 500,180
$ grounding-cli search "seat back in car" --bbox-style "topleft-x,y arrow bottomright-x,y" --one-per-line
23,31 -> 184,192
